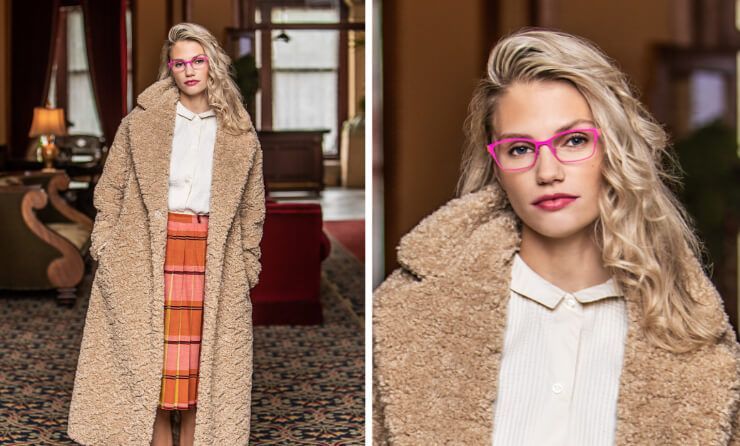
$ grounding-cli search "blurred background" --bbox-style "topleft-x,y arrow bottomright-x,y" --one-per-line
373,0 -> 740,333
0,1 -> 365,444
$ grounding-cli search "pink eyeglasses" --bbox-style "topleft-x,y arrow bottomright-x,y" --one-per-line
167,55 -> 209,73
487,128 -> 601,172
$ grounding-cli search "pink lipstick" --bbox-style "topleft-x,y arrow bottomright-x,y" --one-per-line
532,193 -> 578,211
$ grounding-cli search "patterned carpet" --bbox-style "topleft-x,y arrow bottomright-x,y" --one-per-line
0,237 -> 364,445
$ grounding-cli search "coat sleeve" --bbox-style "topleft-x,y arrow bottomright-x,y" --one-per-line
238,131 -> 266,289
89,112 -> 135,261
373,267 -> 422,446
727,329 -> 740,445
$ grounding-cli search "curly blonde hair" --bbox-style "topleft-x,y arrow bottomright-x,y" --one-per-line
157,22 -> 251,135
459,28 -> 716,353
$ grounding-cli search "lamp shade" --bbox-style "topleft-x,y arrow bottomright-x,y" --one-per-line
28,106 -> 67,137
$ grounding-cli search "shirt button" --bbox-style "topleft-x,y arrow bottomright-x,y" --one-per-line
552,383 -> 564,394
566,297 -> 577,308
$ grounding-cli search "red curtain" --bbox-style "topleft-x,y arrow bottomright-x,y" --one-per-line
9,0 -> 60,158
81,0 -> 128,146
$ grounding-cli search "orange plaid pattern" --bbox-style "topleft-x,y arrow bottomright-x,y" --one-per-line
159,211 -> 209,410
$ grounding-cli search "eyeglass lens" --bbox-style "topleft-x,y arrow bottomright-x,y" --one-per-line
170,56 -> 208,72
493,130 -> 596,170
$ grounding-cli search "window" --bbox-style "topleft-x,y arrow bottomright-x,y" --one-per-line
247,0 -> 363,159
271,9 -> 340,155
47,4 -> 133,136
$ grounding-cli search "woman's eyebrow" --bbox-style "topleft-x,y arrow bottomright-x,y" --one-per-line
496,119 -> 595,139
170,53 -> 207,61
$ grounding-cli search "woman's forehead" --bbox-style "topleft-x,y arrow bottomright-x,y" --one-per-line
493,80 -> 593,138
170,40 -> 205,59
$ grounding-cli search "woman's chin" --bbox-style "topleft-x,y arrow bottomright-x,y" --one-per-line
522,219 -> 595,241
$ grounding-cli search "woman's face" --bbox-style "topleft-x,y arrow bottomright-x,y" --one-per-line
492,80 -> 605,240
169,40 -> 209,98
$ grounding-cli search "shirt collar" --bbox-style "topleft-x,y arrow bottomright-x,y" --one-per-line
176,100 -> 216,120
510,253 -> 622,309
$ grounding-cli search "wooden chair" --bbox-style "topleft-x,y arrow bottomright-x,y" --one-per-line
0,171 -> 93,305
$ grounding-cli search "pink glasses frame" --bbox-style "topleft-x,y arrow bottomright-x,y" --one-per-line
486,127 -> 601,172
167,55 -> 209,71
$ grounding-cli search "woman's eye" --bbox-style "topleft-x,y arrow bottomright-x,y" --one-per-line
567,135 -> 587,146
194,57 -> 206,65
174,62 -> 184,68
508,145 -> 532,156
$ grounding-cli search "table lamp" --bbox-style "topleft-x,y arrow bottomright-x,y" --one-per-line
28,103 -> 67,171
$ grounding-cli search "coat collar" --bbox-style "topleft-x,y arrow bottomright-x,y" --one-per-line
127,78 -> 257,299
375,184 -> 739,445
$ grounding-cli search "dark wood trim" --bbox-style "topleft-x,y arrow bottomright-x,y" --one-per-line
336,1 -> 349,158
259,3 -> 273,129
255,0 -> 336,7
482,0 -> 500,69
382,0 -> 398,273
248,22 -> 364,30
242,0 -> 255,28
166,0 -> 173,29
55,8 -> 69,113
182,0 -> 191,22
528,0 -> 538,26
130,0 -> 136,107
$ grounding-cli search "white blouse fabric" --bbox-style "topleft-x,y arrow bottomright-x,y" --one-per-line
168,101 -> 217,214
491,253 -> 628,446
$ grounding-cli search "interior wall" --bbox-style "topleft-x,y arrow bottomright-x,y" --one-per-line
191,0 -> 236,45
554,0 -> 674,98
134,0 -> 168,96
0,0 -> 9,146
382,0 -> 487,273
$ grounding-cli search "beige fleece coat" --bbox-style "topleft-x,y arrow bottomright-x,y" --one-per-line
373,184 -> 740,445
68,78 -> 265,445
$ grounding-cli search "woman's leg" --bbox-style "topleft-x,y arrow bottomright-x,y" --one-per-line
151,408 -> 173,446
179,408 -> 197,446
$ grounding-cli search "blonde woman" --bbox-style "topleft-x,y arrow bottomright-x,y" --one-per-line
373,29 -> 740,445
68,23 -> 264,445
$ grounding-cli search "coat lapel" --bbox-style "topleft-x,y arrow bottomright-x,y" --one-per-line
376,185 -> 739,445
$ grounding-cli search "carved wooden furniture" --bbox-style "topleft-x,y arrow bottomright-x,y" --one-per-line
258,130 -> 328,195
0,171 -> 93,305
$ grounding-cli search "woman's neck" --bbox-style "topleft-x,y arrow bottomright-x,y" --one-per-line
518,223 -> 610,294
179,92 -> 210,114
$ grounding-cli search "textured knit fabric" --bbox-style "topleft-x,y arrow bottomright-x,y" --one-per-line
159,211 -> 209,410
373,185 -> 740,446
168,101 -> 217,214
491,253 -> 628,445
68,77 -> 265,446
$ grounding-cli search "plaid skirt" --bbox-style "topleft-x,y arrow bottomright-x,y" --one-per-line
158,211 -> 209,410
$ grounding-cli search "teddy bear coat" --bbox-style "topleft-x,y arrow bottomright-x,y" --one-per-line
68,77 -> 265,445
374,184 -> 740,445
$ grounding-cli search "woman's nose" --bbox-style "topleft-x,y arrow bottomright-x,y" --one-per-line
534,145 -> 565,184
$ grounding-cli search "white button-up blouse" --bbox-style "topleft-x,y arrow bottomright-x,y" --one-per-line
491,253 -> 628,446
168,101 -> 217,214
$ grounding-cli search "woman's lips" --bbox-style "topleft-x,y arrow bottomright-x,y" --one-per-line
185,80 -> 199,86
532,194 -> 578,212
